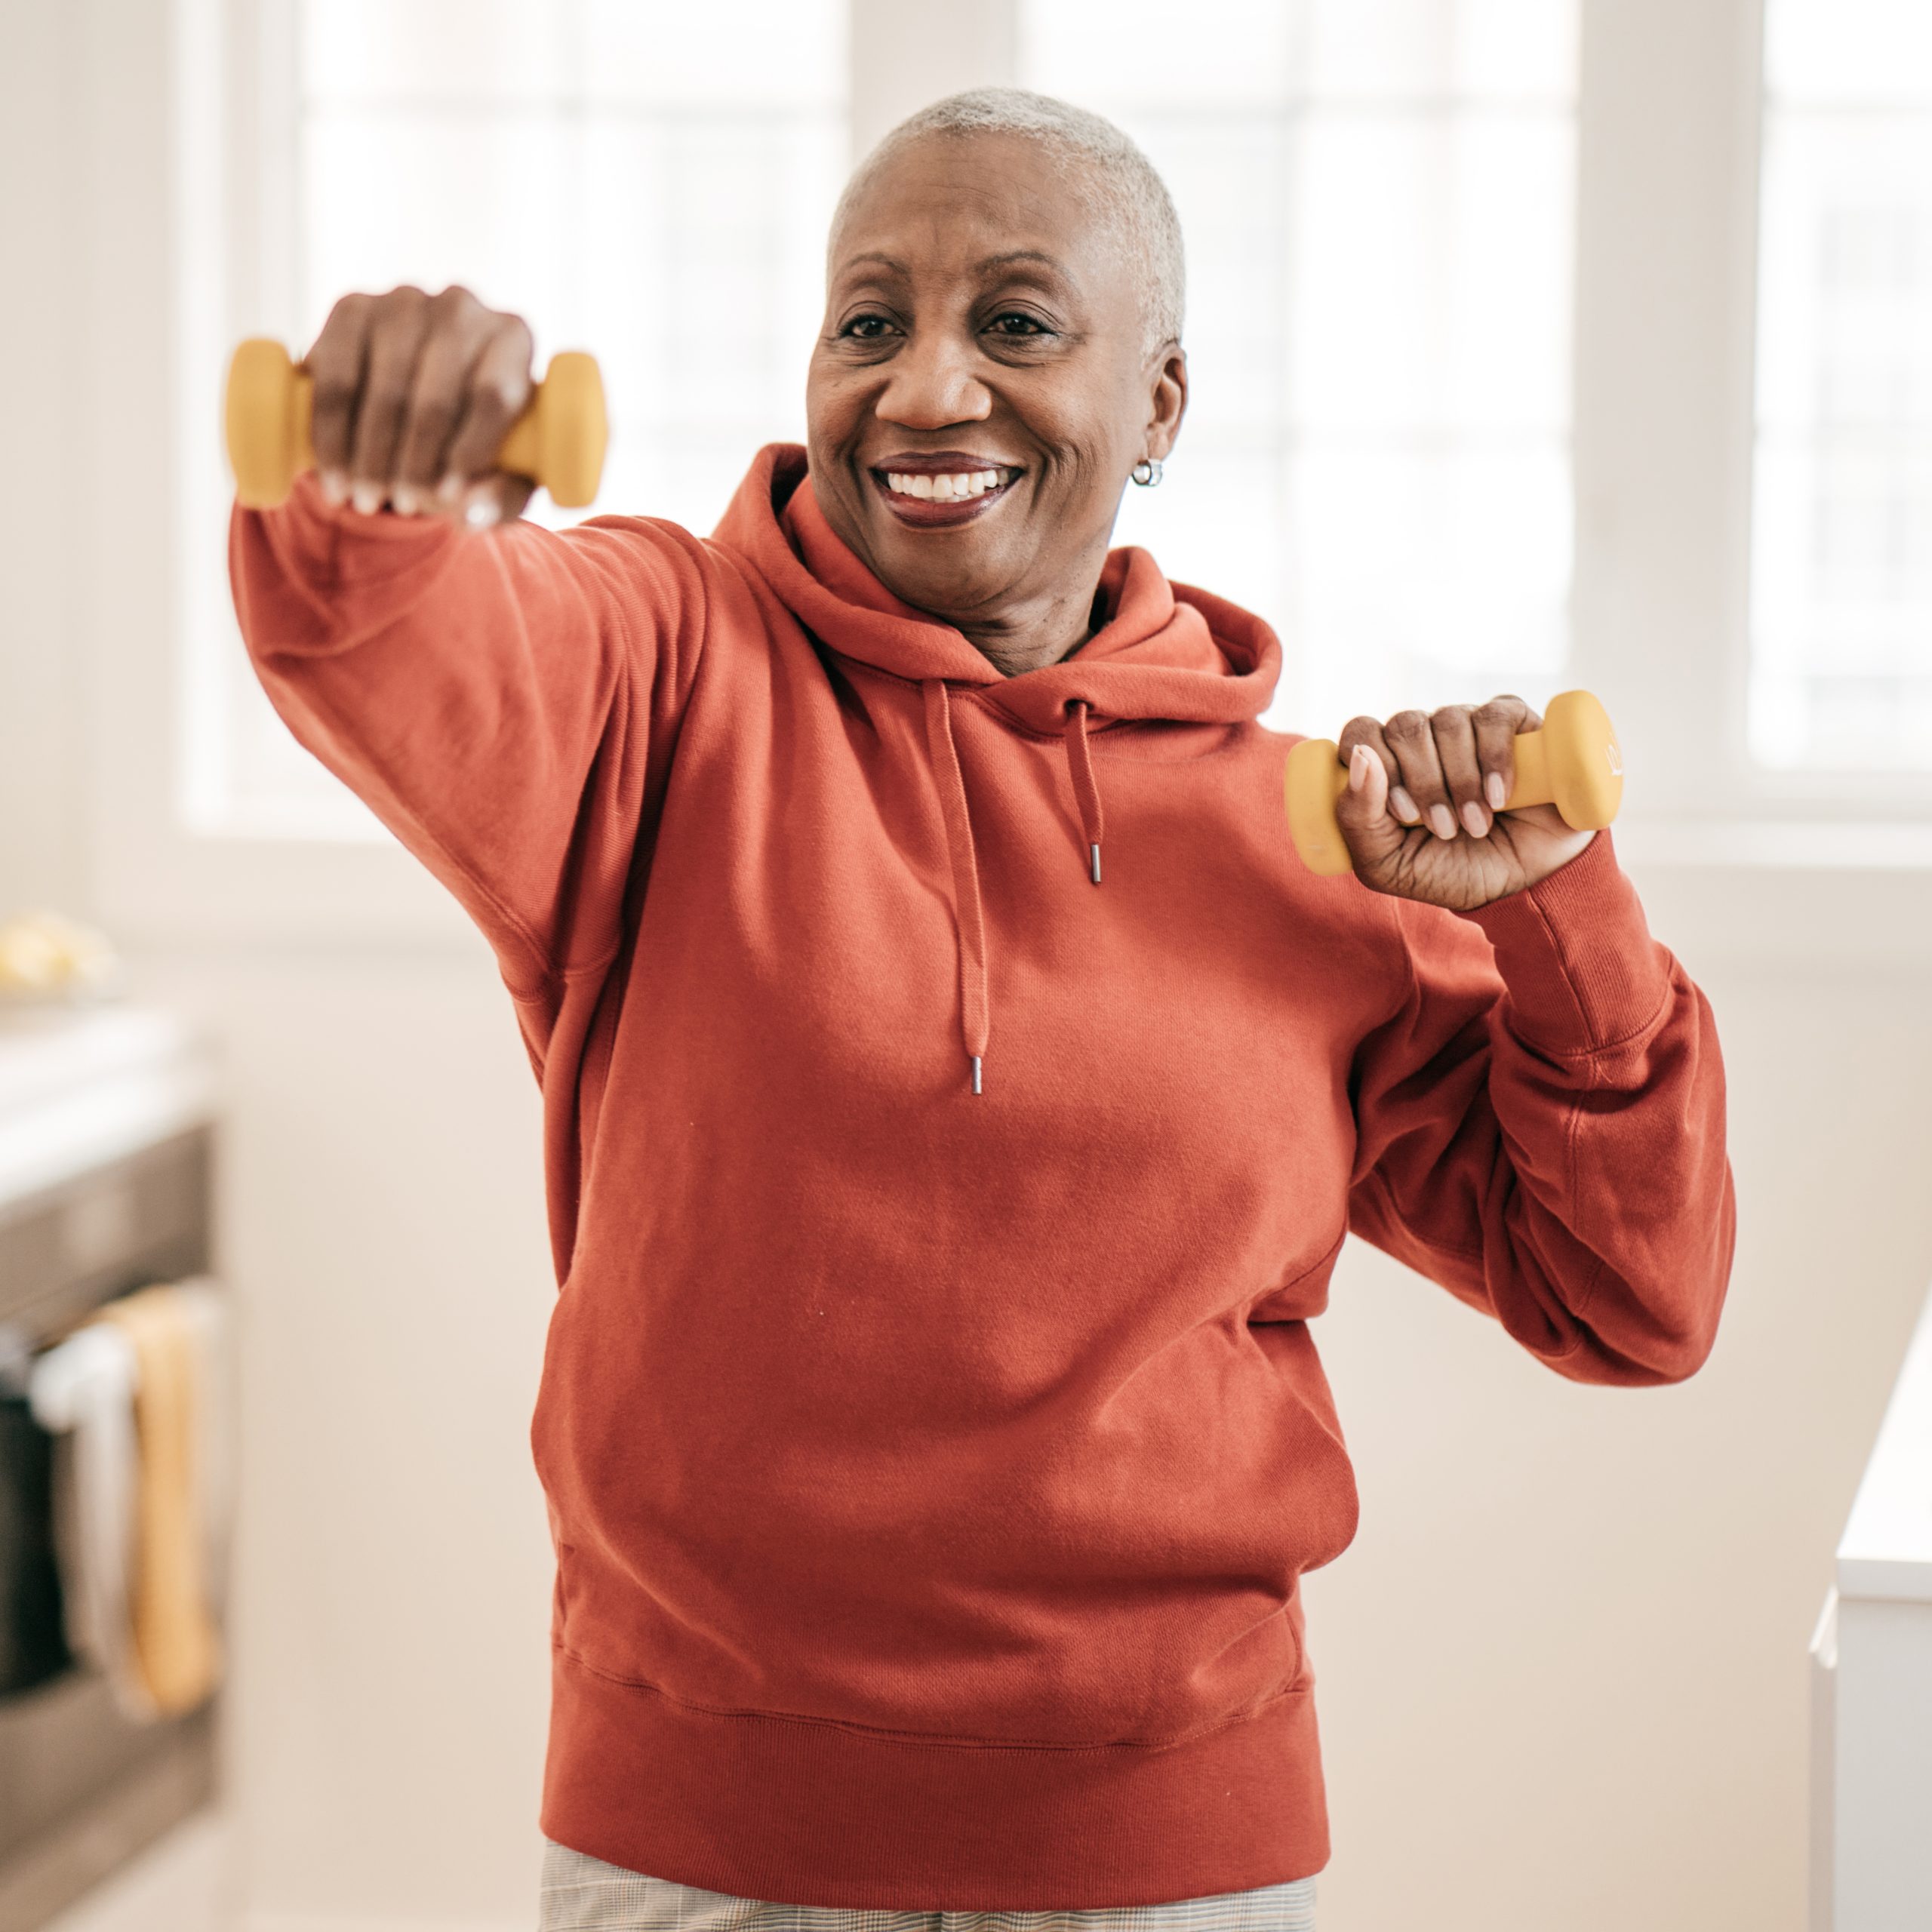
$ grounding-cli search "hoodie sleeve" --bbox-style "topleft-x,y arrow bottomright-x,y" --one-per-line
228,473 -> 711,1001
1343,831 -> 1736,1386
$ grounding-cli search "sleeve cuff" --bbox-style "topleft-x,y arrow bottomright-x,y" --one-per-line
234,469 -> 466,657
275,466 -> 471,553
1459,829 -> 1672,1057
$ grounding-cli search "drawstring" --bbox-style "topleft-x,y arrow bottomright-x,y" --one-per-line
1063,700 -> 1105,884
922,679 -> 992,1095
919,681 -> 1107,1096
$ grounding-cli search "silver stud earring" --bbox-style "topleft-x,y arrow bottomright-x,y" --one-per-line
1131,457 -> 1164,488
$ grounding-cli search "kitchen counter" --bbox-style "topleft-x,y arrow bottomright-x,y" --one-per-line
0,1005 -> 219,1211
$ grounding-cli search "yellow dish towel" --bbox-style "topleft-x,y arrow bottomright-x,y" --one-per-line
94,1282 -> 224,1716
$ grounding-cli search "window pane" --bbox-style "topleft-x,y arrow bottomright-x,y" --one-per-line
584,115 -> 843,536
1021,0 -> 1299,108
583,0 -> 843,106
1303,0 -> 1576,101
1289,445 -> 1571,724
209,0 -> 845,837
1022,0 -> 1577,733
302,115 -> 580,331
1287,116 -> 1571,432
1764,0 -> 1932,105
1020,0 -> 1575,107
300,0 -> 844,106
301,0 -> 565,103
1749,1 -> 1932,769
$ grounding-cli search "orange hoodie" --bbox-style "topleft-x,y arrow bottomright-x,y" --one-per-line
230,446 -> 1734,1911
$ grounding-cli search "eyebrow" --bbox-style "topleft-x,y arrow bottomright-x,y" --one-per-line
976,250 -> 1069,276
833,249 -> 1074,280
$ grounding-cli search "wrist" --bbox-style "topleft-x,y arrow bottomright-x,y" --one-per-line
1460,830 -> 1671,1056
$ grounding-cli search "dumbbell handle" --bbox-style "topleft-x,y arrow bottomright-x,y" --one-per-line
1284,689 -> 1623,878
224,337 -> 608,511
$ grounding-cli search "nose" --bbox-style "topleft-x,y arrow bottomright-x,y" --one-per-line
875,328 -> 992,430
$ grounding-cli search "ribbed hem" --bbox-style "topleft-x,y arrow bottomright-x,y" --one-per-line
1460,829 -> 1669,1057
538,1643 -> 1330,1912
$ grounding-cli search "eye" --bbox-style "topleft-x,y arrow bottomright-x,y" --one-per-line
987,312 -> 1050,337
840,313 -> 895,340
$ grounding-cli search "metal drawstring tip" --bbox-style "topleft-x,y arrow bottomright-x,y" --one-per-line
970,1056 -> 983,1095
1089,843 -> 1103,884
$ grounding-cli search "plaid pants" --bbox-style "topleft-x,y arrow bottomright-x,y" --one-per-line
538,1840 -> 1317,1932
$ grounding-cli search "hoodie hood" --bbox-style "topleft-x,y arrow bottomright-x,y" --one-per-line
712,444 -> 1283,1092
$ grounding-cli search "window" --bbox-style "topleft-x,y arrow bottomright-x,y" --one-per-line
1751,0 -> 1932,771
141,0 -> 1932,953
195,0 -> 846,839
1020,0 -> 1579,737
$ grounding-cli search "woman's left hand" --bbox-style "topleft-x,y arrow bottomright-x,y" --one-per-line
1331,697 -> 1595,912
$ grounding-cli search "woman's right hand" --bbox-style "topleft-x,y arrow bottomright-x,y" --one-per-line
304,284 -> 537,526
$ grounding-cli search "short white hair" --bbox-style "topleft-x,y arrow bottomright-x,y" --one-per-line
832,86 -> 1185,358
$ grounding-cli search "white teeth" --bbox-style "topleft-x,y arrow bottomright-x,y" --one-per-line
885,468 -> 1011,503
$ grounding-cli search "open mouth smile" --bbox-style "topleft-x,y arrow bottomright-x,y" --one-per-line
868,463 -> 1021,528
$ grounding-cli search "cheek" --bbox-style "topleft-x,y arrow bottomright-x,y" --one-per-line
805,363 -> 863,463
1032,402 -> 1131,501
1019,366 -> 1144,473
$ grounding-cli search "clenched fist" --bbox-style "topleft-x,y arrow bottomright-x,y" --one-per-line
304,283 -> 536,526
1333,697 -> 1595,911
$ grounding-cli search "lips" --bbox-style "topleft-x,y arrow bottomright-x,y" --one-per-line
866,457 -> 1022,530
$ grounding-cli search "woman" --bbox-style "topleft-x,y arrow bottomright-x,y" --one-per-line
230,88 -> 1734,1932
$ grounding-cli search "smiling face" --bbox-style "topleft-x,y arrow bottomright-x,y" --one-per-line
807,131 -> 1187,669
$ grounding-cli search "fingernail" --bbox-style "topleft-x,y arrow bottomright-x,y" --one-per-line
319,469 -> 349,506
1429,804 -> 1457,841
1347,744 -> 1371,793
1484,772 -> 1506,811
392,483 -> 421,516
464,495 -> 500,528
1390,786 -> 1419,823
350,481 -> 383,516
436,472 -> 465,507
1461,800 -> 1489,838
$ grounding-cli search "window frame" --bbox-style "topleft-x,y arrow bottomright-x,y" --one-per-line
1577,0 -> 1932,834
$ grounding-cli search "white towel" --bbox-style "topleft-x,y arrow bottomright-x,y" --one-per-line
26,1320 -> 151,1718
26,1275 -> 235,1721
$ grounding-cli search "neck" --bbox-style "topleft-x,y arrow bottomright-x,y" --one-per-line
949,552 -> 1110,680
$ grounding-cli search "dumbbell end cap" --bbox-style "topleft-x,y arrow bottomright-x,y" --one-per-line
226,337 -> 302,509
535,351 -> 609,509
1543,689 -> 1624,830
1284,737 -> 1358,877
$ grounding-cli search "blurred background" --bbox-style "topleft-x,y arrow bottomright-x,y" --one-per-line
2,1 -> 1930,1928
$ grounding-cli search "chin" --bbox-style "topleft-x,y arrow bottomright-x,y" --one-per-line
886,566 -> 1001,617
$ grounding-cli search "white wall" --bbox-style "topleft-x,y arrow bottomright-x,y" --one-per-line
127,944 -> 556,1932
0,0 -> 85,914
6,3 -> 1932,1928
1311,958 -> 1932,1928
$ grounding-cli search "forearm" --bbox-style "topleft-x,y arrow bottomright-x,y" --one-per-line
229,475 -> 708,989
1352,834 -> 1737,1383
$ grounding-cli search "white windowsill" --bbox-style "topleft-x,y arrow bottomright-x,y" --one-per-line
1616,816 -> 1932,871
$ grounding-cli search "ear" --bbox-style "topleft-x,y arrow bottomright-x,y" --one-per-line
1143,343 -> 1188,462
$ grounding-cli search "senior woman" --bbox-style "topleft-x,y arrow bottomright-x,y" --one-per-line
229,87 -> 1734,1932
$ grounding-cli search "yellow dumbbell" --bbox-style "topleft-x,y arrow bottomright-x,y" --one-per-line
1284,689 -> 1624,878
223,337 -> 608,511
